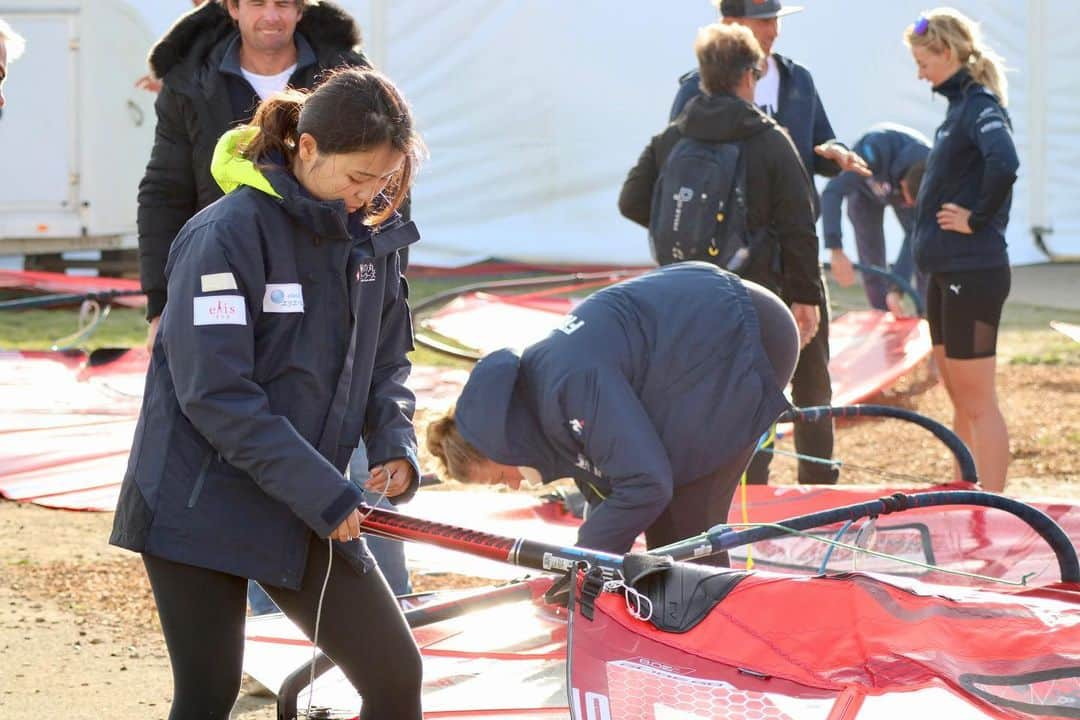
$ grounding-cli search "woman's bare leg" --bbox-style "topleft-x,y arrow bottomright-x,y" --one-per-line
940,352 -> 1009,492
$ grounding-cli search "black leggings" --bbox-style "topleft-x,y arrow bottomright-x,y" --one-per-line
926,266 -> 1011,359
643,281 -> 800,562
644,461 -> 749,565
143,537 -> 422,720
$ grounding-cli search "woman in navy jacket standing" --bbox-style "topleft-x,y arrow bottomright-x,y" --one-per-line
426,263 -> 800,557
110,69 -> 425,719
904,9 -> 1018,492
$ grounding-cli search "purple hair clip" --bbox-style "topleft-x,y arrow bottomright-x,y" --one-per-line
914,15 -> 930,36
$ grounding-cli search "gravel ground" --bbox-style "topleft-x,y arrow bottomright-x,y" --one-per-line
0,360 -> 1076,719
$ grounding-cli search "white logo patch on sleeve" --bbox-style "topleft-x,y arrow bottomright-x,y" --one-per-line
194,295 -> 247,326
263,283 -> 304,313
200,272 -> 238,292
558,314 -> 585,335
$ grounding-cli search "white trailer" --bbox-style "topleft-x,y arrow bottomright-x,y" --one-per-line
0,0 -> 155,259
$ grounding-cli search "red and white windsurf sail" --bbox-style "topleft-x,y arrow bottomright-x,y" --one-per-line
569,569 -> 1080,720
248,502 -> 1080,719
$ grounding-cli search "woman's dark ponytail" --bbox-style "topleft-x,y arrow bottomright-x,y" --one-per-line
241,89 -> 307,165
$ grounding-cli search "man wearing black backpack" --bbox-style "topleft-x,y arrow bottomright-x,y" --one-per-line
618,22 -> 821,478
658,0 -> 870,487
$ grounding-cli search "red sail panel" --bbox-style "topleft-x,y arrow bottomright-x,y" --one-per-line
0,269 -> 145,307
570,571 -> 1080,719
828,311 -> 932,406
242,586 -> 569,718
422,294 -> 931,405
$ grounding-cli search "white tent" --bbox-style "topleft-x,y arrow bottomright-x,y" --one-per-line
115,2 -> 1080,266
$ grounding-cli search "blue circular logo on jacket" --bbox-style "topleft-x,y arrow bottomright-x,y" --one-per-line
270,289 -> 285,304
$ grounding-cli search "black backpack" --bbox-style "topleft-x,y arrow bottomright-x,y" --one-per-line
648,137 -> 757,273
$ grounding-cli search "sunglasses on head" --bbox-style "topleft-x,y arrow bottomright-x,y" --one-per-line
914,15 -> 930,36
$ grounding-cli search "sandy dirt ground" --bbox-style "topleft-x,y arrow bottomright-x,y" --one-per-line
0,360 -> 1077,719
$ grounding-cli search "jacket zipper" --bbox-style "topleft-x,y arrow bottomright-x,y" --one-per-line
187,452 -> 215,508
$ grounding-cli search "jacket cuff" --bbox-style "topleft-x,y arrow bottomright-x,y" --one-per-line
824,233 -> 843,250
967,211 -> 989,233
783,280 -> 825,307
316,483 -> 365,538
373,449 -> 421,506
368,433 -> 417,471
145,290 -> 167,321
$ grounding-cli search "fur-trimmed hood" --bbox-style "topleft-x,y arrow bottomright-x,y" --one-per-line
147,0 -> 364,80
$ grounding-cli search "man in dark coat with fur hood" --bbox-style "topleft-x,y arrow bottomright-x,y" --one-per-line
137,0 -> 369,334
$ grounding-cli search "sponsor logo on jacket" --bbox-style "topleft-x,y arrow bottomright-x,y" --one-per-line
559,315 -> 586,335
194,295 -> 247,326
357,263 -> 377,283
263,283 -> 304,313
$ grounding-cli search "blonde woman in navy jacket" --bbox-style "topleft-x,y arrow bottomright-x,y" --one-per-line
905,9 -> 1019,492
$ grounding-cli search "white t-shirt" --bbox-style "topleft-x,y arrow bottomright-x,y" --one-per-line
754,55 -> 780,118
241,64 -> 298,101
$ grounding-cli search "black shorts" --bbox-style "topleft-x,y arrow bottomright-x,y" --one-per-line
926,266 -> 1011,359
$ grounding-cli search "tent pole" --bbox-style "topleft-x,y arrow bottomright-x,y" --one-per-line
1027,0 -> 1054,260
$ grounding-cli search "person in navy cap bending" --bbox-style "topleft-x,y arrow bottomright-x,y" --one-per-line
427,263 -> 800,558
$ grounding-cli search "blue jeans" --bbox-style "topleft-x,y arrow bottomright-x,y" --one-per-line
248,448 -> 413,615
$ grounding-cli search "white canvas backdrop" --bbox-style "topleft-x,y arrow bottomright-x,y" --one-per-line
128,1 -> 1080,267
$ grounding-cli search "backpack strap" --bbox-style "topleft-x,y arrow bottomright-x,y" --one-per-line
704,142 -> 744,257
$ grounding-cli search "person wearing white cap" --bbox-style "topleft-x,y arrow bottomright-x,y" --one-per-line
672,0 -> 867,195
669,0 -> 868,488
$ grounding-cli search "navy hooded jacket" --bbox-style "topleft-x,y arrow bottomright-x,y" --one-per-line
821,124 -> 931,249
110,129 -> 421,589
912,70 -> 1018,273
453,263 -> 790,554
671,54 -> 842,193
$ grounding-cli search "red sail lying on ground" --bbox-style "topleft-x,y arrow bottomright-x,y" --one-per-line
244,513 -> 1080,719
419,290 -> 932,407
0,269 -> 145,308
570,569 -> 1080,720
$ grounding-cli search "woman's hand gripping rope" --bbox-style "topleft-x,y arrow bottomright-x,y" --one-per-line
331,459 -> 416,541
